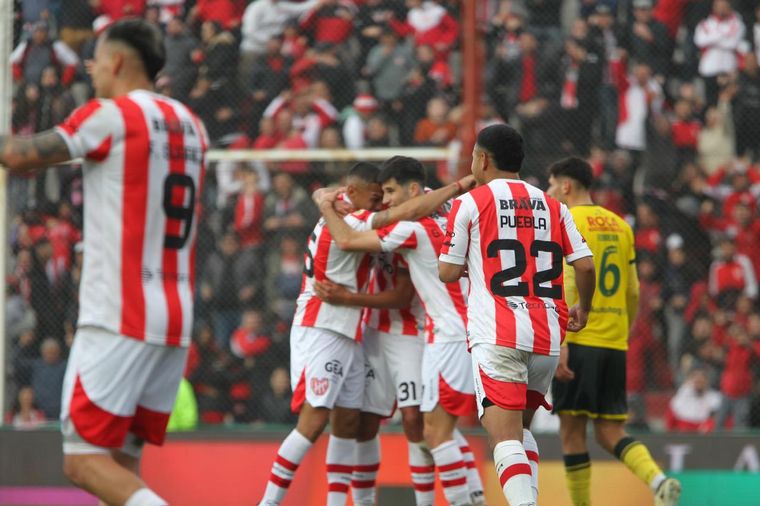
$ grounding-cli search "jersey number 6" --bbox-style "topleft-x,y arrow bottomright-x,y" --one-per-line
487,239 -> 563,299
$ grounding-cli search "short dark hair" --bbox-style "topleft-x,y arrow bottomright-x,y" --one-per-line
347,162 -> 380,183
548,157 -> 593,189
104,19 -> 166,80
476,124 -> 524,172
378,156 -> 426,185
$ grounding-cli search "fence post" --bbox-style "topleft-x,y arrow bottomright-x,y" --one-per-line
0,0 -> 12,417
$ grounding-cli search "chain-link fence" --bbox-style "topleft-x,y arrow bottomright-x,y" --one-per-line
4,0 -> 760,433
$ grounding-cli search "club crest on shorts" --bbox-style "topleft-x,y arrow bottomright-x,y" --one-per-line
310,377 -> 329,396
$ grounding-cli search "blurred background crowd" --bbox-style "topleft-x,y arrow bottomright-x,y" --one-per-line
4,0 -> 760,433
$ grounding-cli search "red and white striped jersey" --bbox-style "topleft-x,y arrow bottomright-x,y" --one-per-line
439,179 -> 592,356
363,252 -> 424,337
376,216 -> 469,343
293,211 -> 374,340
55,90 -> 208,348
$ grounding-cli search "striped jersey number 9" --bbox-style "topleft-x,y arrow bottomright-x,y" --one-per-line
163,173 -> 196,250
487,239 -> 564,299
303,232 -> 317,277
598,246 -> 621,296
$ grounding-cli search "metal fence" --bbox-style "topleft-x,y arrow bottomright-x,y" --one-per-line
4,0 -> 760,433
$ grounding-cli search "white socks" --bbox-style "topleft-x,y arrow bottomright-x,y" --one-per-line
430,440 -> 471,506
326,435 -> 355,506
453,428 -> 485,505
124,488 -> 167,506
352,436 -> 380,506
408,440 -> 435,506
522,429 -> 540,500
494,440 -> 535,506
260,429 -> 312,505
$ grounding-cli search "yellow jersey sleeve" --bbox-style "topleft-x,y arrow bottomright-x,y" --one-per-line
564,205 -> 634,350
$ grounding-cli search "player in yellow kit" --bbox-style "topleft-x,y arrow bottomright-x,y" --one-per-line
546,157 -> 681,506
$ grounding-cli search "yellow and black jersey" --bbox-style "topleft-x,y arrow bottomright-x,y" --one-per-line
563,205 -> 638,350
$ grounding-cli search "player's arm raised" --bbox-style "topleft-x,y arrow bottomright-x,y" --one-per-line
371,174 -> 476,230
314,269 -> 415,309
316,188 -> 384,252
0,130 -> 72,173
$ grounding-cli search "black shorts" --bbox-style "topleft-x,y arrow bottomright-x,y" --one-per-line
551,343 -> 627,420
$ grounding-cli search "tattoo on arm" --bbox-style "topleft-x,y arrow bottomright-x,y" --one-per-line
372,209 -> 391,229
0,130 -> 71,172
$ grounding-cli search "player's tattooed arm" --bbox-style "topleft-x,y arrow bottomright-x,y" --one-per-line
0,130 -> 71,173
370,174 -> 476,229
318,199 -> 384,252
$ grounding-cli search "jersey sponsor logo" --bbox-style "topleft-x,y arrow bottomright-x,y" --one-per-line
310,377 -> 329,396
507,300 -> 559,312
499,215 -> 548,230
141,266 -> 189,282
325,359 -> 344,377
585,215 -> 622,231
500,198 -> 547,211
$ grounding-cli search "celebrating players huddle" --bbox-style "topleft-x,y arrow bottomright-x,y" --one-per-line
260,124 -> 682,506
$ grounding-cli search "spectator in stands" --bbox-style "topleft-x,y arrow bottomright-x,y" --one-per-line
364,29 -> 414,105
558,36 -> 602,156
233,169 -> 266,258
365,115 -> 393,147
263,171 -> 318,246
187,0 -> 244,31
264,85 -> 338,148
734,53 -> 760,161
30,338 -> 66,419
698,88 -> 736,175
5,386 -> 46,429
621,0 -> 671,81
198,20 -> 238,83
524,0 -> 562,51
694,0 -> 746,106
355,0 -> 406,63
189,323 -> 233,424
200,232 -> 261,348
258,366 -> 297,424
615,61 -> 664,159
716,324 -> 760,429
708,236 -> 757,308
670,98 -> 701,166
37,66 -> 76,132
160,16 -> 199,103
95,0 -> 146,20
413,95 -> 456,146
269,233 -> 304,321
239,0 -> 320,70
230,309 -> 272,359
10,21 -> 79,86
681,314 -> 721,380
187,73 -> 242,145
307,43 -> 356,110
343,93 -> 380,150
29,239 -> 64,340
11,328 -> 37,391
662,234 -> 699,369
635,200 -> 664,256
247,35 -> 293,137
57,0 -> 95,54
667,367 -> 721,432
300,0 -> 355,49
389,0 -> 459,61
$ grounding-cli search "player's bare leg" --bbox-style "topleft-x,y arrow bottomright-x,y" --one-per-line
480,405 -> 534,506
327,407 -> 361,506
64,453 -> 165,506
423,405 -> 471,505
559,413 -> 592,506
260,403 -> 330,505
593,419 -> 680,506
351,412 -> 382,506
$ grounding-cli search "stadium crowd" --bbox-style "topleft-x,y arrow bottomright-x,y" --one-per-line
4,0 -> 760,431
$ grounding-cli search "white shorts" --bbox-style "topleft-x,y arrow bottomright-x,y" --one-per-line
420,340 -> 476,416
362,327 -> 424,417
471,343 -> 558,419
290,326 -> 364,412
61,327 -> 188,456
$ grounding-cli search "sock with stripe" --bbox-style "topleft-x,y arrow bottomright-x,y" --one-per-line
352,436 -> 380,506
494,440 -> 535,506
522,429 -> 540,500
408,440 -> 435,506
563,452 -> 591,506
453,428 -> 485,505
430,439 -> 471,506
613,437 -> 666,492
260,429 -> 312,505
124,488 -> 167,506
326,435 -> 355,506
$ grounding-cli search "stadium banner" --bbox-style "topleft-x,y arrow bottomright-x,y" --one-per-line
2,429 -> 760,505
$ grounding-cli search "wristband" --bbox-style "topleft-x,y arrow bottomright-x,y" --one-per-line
454,180 -> 463,194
